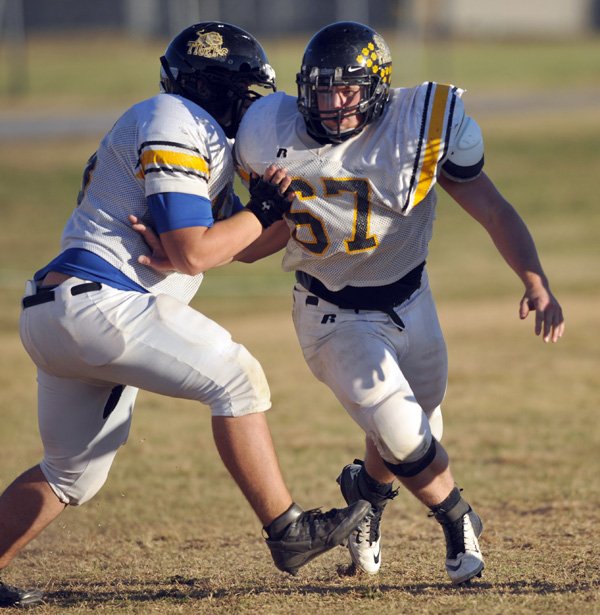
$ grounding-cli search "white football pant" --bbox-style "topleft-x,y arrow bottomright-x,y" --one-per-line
292,272 -> 446,465
19,277 -> 271,505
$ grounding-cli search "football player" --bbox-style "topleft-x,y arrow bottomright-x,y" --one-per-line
232,21 -> 565,584
0,22 -> 370,608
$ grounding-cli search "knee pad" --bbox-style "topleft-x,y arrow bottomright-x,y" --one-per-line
207,344 -> 272,417
428,405 -> 444,441
383,438 -> 437,477
365,391 -> 434,465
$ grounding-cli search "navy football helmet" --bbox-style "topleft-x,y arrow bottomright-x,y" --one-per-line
160,22 -> 276,138
296,22 -> 392,143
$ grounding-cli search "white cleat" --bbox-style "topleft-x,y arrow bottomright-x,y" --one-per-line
347,505 -> 384,575
440,509 -> 484,584
337,460 -> 395,575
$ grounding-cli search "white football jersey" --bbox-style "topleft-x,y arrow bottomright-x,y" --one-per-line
236,83 -> 473,290
62,93 -> 238,304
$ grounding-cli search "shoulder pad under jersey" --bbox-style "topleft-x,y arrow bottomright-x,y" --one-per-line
442,110 -> 484,182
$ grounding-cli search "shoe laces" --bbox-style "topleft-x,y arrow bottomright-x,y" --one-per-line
431,512 -> 477,558
356,503 -> 385,545
462,515 -> 479,552
298,507 -> 342,535
446,516 -> 467,558
354,487 -> 398,545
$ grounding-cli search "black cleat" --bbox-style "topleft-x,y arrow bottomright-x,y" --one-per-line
266,500 -> 371,575
0,580 -> 44,608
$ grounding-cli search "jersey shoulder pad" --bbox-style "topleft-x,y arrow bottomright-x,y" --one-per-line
139,94 -> 218,150
238,91 -> 290,132
235,92 -> 293,173
236,92 -> 280,153
442,96 -> 484,182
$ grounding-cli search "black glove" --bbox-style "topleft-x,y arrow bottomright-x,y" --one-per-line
245,174 -> 294,229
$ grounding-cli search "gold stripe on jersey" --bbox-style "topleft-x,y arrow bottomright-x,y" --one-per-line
136,149 -> 210,180
237,167 -> 250,183
413,83 -> 451,207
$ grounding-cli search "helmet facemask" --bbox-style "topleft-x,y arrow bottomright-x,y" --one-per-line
296,21 -> 392,144
297,66 -> 387,143
219,66 -> 276,139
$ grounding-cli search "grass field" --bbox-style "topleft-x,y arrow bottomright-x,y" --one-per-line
0,32 -> 599,614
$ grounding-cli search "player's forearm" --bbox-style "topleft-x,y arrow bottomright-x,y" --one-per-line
164,211 -> 263,274
484,204 -> 550,291
442,173 -> 550,292
235,220 -> 290,263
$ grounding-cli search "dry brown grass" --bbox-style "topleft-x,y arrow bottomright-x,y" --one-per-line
0,290 -> 598,614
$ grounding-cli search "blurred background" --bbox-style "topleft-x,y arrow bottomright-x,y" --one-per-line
1,0 -> 599,138
2,0 -> 600,39
0,0 -> 599,312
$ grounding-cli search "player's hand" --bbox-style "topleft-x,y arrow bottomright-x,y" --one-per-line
245,164 -> 295,228
519,284 -> 564,343
128,214 -> 175,272
261,164 -> 294,197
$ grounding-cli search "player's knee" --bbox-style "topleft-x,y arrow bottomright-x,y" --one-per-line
366,392 -> 435,470
372,426 -> 435,473
382,437 -> 437,477
428,405 -> 444,441
40,460 -> 110,506
210,346 -> 271,417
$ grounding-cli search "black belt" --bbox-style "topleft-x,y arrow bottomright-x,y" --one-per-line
22,282 -> 102,309
295,262 -> 425,330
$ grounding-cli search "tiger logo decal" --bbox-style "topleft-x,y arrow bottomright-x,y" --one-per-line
187,30 -> 229,59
